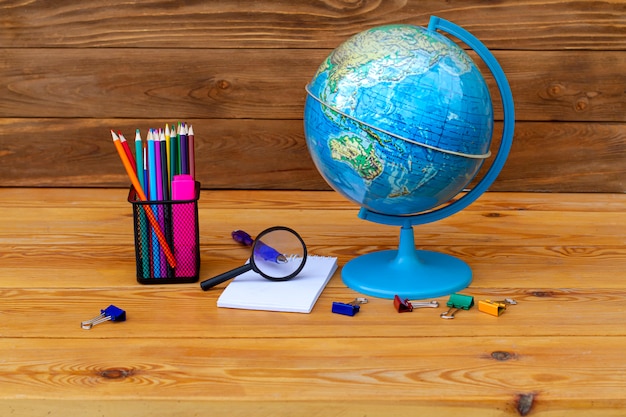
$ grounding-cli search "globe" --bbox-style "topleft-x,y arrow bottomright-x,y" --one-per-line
304,17 -> 515,299
305,24 -> 493,216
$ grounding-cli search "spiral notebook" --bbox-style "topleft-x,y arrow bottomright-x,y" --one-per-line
217,255 -> 338,313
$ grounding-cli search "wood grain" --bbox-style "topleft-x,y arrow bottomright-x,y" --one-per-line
0,188 -> 625,415
1,0 -> 624,50
1,119 -> 624,192
1,50 -> 624,121
0,1 -> 625,191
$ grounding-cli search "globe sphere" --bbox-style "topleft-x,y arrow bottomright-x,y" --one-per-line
304,24 -> 494,216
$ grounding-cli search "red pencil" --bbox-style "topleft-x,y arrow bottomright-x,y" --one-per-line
118,131 -> 137,173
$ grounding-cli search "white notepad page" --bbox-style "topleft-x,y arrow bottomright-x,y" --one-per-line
217,255 -> 338,313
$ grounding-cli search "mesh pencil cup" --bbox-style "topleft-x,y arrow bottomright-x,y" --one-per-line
128,182 -> 200,284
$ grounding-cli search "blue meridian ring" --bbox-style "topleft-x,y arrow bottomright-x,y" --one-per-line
351,16 -> 515,227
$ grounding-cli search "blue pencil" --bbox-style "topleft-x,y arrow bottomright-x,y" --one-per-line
154,130 -> 167,276
147,129 -> 161,277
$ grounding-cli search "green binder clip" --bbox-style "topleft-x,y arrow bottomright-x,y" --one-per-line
440,293 -> 474,319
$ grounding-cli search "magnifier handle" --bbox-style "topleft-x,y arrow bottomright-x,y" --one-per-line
200,263 -> 253,291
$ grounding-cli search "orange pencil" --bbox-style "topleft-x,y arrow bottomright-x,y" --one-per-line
111,130 -> 177,268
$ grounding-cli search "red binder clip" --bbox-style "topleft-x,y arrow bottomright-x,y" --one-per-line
394,295 -> 413,312
394,295 -> 439,313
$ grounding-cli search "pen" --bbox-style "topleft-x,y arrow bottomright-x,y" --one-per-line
232,230 -> 254,246
255,240 -> 288,264
232,230 -> 287,264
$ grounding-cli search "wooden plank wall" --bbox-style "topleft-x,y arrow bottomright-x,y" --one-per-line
0,1 -> 624,192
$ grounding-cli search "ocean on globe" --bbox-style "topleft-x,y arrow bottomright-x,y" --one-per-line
304,24 -> 494,216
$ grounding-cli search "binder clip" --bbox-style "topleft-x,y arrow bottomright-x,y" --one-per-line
81,305 -> 126,329
440,293 -> 474,319
332,297 -> 367,316
478,298 -> 517,317
393,295 -> 439,313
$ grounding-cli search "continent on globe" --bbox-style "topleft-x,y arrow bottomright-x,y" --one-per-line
329,134 -> 383,181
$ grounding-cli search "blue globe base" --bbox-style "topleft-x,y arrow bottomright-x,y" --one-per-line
341,226 -> 472,299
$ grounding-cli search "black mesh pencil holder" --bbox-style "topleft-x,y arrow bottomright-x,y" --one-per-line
128,183 -> 200,284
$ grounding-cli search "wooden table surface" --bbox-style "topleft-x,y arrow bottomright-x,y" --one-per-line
1,188 -> 625,416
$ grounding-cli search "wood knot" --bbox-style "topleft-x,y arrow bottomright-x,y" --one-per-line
516,392 -> 536,416
216,79 -> 231,90
491,351 -> 516,361
547,83 -> 565,97
574,96 -> 589,112
483,212 -> 502,218
100,368 -> 134,379
530,291 -> 554,298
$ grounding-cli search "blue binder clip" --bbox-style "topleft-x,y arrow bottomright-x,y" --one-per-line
332,298 -> 368,316
81,305 -> 126,329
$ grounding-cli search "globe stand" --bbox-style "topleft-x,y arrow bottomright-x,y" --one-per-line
342,225 -> 471,299
307,16 -> 515,301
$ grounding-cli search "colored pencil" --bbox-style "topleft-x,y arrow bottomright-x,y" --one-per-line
143,143 -> 149,197
165,124 -> 172,190
160,128 -> 174,277
155,130 -> 169,275
170,123 -> 179,178
118,131 -> 136,173
147,130 -> 162,275
134,130 -> 144,190
160,129 -> 170,200
154,131 -> 164,202
110,130 -> 176,267
179,123 -> 189,175
188,124 -> 195,179
134,129 -> 150,279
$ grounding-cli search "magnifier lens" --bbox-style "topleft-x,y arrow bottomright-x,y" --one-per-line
252,227 -> 307,281
200,226 -> 308,291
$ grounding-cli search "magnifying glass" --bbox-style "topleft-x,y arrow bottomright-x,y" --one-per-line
200,226 -> 308,291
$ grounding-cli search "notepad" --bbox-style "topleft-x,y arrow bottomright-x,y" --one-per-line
217,255 -> 338,313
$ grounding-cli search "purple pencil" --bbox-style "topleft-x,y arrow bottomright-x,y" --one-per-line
188,125 -> 195,180
159,129 -> 170,200
154,129 -> 164,201
153,129 -> 167,276
179,123 -> 189,175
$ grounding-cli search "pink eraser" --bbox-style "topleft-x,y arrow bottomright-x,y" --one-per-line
172,175 -> 195,200
172,174 -> 197,277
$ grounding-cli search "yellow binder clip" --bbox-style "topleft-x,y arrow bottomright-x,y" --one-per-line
478,298 -> 517,317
